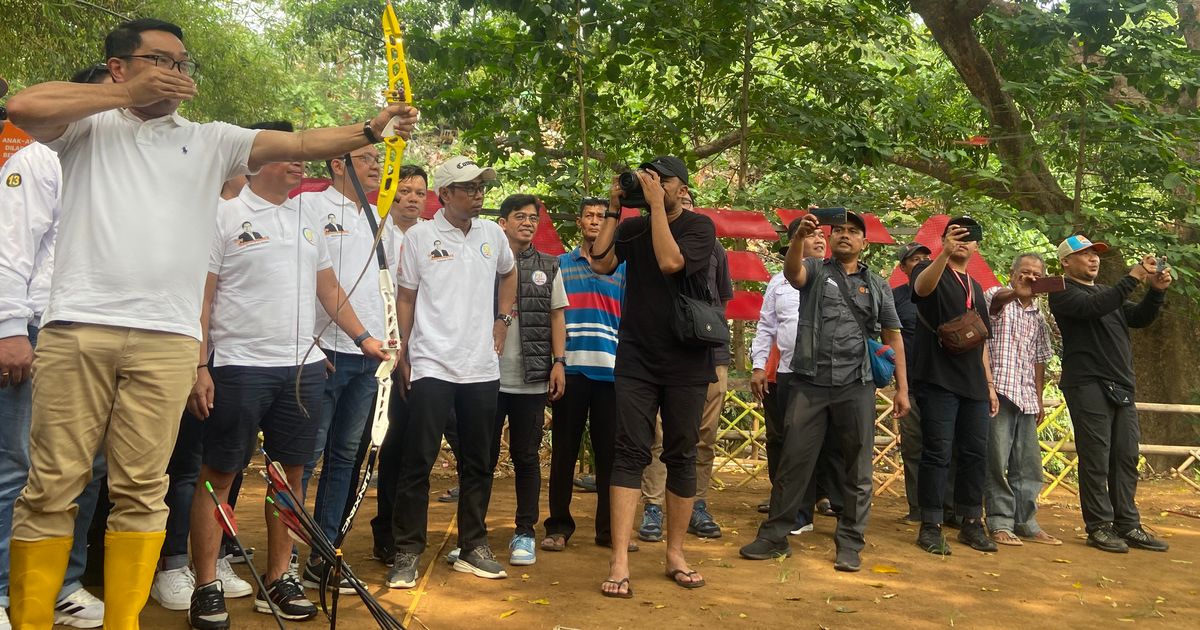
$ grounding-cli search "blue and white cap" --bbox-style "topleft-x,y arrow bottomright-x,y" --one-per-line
1057,234 -> 1109,260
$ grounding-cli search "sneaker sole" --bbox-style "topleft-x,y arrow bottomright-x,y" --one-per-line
253,599 -> 317,621
299,577 -> 357,594
151,593 -> 193,612
637,532 -> 663,542
452,559 -> 507,579
220,583 -> 253,599
52,613 -> 103,629
386,574 -> 418,589
687,526 -> 722,539
509,555 -> 536,566
1086,539 -> 1130,553
739,549 -> 791,560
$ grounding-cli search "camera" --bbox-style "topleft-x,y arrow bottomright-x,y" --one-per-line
618,170 -> 647,209
1157,256 -> 1169,273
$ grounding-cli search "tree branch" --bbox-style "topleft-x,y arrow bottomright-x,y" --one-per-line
885,153 -> 1013,200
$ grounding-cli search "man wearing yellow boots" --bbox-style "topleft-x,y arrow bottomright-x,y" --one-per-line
3,18 -> 416,629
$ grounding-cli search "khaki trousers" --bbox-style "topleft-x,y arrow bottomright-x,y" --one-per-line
13,323 -> 197,540
641,365 -> 728,503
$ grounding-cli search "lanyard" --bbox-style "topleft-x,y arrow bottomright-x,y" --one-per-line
951,270 -> 973,309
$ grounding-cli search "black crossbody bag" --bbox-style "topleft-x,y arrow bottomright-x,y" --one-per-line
669,272 -> 730,348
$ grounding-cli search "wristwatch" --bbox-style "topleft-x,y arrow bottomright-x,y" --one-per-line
353,331 -> 372,348
496,313 -> 514,327
552,356 -> 567,365
604,210 -> 621,220
362,120 -> 383,144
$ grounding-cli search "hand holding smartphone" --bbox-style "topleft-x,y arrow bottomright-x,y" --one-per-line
811,207 -> 846,226
1030,276 -> 1066,294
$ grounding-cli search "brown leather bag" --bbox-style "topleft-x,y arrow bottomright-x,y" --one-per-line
918,271 -> 990,354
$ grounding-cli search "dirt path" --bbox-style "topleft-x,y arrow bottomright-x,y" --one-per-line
139,476 -> 1200,629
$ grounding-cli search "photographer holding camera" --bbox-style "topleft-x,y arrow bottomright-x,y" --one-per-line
589,156 -> 715,598
1048,236 -> 1171,553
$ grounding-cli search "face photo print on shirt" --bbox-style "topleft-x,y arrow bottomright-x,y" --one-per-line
324,213 -> 347,235
236,220 -> 268,245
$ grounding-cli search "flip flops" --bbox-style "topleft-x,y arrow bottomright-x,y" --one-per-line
600,577 -> 633,599
666,569 -> 706,589
540,534 -> 566,552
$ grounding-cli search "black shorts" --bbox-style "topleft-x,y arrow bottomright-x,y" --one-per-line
201,362 -> 324,473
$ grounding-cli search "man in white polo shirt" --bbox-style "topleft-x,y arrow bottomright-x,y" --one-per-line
3,18 -> 416,628
386,156 -> 517,588
293,143 -> 400,592
184,121 -> 390,629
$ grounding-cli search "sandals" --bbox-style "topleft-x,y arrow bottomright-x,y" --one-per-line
991,530 -> 1023,546
600,577 -> 633,599
540,534 -> 566,552
666,568 -> 706,589
1022,531 -> 1063,546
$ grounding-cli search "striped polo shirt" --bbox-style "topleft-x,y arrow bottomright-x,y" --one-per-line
559,246 -> 625,382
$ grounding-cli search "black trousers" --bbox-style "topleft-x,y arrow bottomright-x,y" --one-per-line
916,382 -> 988,524
490,392 -> 548,537
392,378 -> 499,553
1063,381 -> 1142,533
758,379 -> 876,551
610,375 -> 707,498
544,374 -> 616,543
772,373 -> 845,526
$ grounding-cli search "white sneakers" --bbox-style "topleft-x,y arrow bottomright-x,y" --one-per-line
216,557 -> 253,598
0,605 -> 10,630
790,523 -> 814,536
53,587 -> 105,628
151,566 -> 196,611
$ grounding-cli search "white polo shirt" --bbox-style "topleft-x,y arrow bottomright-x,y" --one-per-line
207,187 -> 333,368
295,186 -> 397,355
0,142 -> 60,337
42,109 -> 258,340
399,209 -> 515,383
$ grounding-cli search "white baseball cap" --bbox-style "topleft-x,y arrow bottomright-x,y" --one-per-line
433,156 -> 497,191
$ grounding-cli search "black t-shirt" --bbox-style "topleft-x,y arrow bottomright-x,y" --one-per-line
613,211 -> 716,385
909,261 -> 992,400
892,282 -> 918,375
1048,276 -> 1164,390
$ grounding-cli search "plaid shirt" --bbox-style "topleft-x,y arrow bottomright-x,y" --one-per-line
984,286 -> 1053,415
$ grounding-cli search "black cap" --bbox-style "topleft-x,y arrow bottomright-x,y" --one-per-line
844,211 -> 867,236
943,215 -> 981,236
896,241 -> 932,263
639,156 -> 689,185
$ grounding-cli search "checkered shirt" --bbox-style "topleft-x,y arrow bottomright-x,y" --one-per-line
984,286 -> 1053,415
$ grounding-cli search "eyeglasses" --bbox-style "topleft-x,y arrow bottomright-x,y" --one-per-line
351,154 -> 383,165
507,213 -> 539,225
121,54 -> 198,77
449,182 -> 489,196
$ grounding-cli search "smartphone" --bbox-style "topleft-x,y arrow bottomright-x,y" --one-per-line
811,207 -> 846,226
1030,276 -> 1066,294
959,224 -> 983,242
1157,256 -> 1169,273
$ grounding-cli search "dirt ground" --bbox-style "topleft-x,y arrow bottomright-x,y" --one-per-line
137,474 -> 1200,630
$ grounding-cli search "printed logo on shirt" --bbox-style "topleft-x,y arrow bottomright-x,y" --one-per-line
5,173 -> 20,187
859,286 -> 868,294
531,269 -> 548,286
235,221 -> 269,246
429,239 -> 453,261
480,242 -> 493,259
303,227 -> 316,245
323,213 -> 348,236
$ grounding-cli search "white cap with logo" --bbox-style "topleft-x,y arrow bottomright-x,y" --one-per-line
433,156 -> 497,191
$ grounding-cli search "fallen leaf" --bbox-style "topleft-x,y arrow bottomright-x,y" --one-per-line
785,597 -> 802,601
871,565 -> 900,574
834,606 -> 856,613
1170,560 -> 1193,565
500,610 -> 517,619
1073,582 -> 1083,589
1052,559 -> 1072,564
654,604 -> 666,609
521,574 -> 531,580
984,572 -> 1000,577
738,613 -> 748,618
882,593 -> 897,599
529,598 -> 550,605
502,595 -> 518,602
551,581 -> 560,585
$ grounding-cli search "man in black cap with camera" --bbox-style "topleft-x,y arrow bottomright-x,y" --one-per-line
909,217 -> 998,556
1049,235 -> 1171,553
739,210 -> 907,572
589,156 -> 714,597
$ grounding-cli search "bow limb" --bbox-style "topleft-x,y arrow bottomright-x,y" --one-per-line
376,0 -> 413,219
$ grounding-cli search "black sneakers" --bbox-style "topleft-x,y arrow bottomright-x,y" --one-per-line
917,523 -> 951,555
958,520 -> 998,552
738,537 -> 791,560
1121,526 -> 1169,552
1087,524 -> 1130,553
300,558 -> 358,594
188,581 -> 229,630
833,548 -> 861,572
254,574 -> 316,620
386,552 -> 420,589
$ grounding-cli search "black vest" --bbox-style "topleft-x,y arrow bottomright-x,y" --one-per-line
516,246 -> 559,383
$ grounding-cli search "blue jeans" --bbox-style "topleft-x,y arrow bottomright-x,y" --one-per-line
915,382 -> 988,525
984,399 -> 1043,536
0,325 -> 106,605
302,350 -> 379,552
